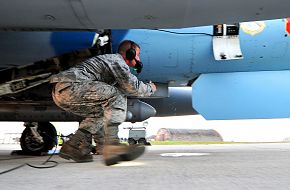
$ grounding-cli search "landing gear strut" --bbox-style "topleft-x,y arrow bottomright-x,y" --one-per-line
20,122 -> 57,154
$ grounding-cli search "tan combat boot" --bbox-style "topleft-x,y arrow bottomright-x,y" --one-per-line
91,145 -> 103,155
59,129 -> 93,162
91,130 -> 104,155
103,144 -> 145,166
103,124 -> 145,166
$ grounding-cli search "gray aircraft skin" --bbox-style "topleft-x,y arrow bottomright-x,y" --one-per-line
0,0 -> 289,30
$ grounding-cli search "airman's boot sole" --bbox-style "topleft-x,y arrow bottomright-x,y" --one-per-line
59,152 -> 93,163
103,144 -> 145,166
59,143 -> 93,163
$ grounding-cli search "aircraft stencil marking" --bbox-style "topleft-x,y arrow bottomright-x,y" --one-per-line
241,21 -> 266,36
285,18 -> 290,35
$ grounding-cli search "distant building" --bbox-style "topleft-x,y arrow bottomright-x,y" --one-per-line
283,137 -> 290,142
155,128 -> 223,142
147,135 -> 156,141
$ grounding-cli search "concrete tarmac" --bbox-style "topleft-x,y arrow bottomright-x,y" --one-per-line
1,143 -> 290,190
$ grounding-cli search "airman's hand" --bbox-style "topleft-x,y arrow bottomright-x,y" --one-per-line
149,82 -> 157,92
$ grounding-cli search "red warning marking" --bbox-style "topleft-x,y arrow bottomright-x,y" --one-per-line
286,18 -> 290,35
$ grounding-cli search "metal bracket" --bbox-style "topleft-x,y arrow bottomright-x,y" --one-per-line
212,24 -> 243,61
25,122 -> 44,144
0,73 -> 51,96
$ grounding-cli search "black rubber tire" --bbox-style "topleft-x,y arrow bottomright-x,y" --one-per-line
20,122 -> 57,154
145,142 -> 151,146
138,138 -> 147,145
128,138 -> 136,145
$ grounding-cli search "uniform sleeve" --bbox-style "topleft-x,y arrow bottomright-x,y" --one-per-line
110,59 -> 155,97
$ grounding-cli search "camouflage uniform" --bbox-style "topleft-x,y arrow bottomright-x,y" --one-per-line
50,54 -> 155,163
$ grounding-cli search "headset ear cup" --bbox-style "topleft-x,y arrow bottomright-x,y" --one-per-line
126,48 -> 136,60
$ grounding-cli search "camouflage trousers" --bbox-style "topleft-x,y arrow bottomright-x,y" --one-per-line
52,81 -> 127,143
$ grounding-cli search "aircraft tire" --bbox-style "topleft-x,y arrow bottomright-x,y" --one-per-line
20,122 -> 57,154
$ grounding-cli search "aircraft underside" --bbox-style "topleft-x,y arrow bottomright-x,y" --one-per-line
2,19 -> 290,154
1,0 -> 290,30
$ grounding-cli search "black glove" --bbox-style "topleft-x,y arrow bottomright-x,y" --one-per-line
134,59 -> 143,73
